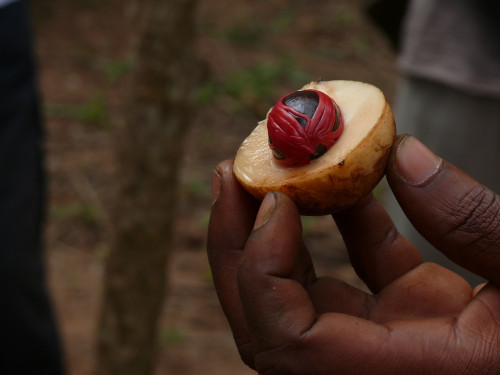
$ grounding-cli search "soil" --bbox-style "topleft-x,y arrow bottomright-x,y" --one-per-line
32,0 -> 399,374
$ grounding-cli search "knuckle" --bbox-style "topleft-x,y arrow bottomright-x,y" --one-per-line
371,224 -> 401,253
444,185 -> 500,252
254,350 -> 297,375
237,252 -> 264,286
234,335 -> 256,369
254,335 -> 309,375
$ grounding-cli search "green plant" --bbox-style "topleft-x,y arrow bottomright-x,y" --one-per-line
200,210 -> 211,232
76,94 -> 107,125
161,329 -> 186,347
69,47 -> 95,68
197,58 -> 311,109
332,7 -> 355,28
270,7 -> 297,32
183,179 -> 210,200
223,20 -> 266,47
354,35 -> 371,56
75,203 -> 101,227
51,202 -> 101,228
104,59 -> 131,83
45,93 -> 107,126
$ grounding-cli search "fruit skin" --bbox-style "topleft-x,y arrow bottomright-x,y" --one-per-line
234,80 -> 396,216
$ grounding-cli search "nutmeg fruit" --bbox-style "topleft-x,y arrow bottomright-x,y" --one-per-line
233,80 -> 396,215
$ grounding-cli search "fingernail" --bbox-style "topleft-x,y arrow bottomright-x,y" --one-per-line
254,192 -> 277,230
395,135 -> 442,185
212,167 -> 222,205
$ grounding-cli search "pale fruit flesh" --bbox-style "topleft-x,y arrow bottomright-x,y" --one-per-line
234,80 -> 396,215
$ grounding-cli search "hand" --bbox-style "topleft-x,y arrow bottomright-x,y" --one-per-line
207,135 -> 500,374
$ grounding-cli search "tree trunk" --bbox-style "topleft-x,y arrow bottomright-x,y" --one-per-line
95,1 -> 204,374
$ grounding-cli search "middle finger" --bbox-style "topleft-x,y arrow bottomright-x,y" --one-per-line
333,193 -> 423,293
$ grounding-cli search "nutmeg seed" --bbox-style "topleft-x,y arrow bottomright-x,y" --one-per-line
267,89 -> 344,167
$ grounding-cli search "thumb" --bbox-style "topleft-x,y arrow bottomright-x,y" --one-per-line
387,135 -> 500,284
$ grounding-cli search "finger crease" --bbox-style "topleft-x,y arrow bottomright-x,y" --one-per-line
444,187 -> 500,255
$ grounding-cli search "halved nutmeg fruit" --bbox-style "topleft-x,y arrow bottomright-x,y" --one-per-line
233,80 -> 396,215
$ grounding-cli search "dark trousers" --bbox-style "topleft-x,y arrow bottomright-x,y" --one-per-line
0,1 -> 64,373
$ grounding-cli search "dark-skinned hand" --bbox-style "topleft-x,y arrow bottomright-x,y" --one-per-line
207,134 -> 500,375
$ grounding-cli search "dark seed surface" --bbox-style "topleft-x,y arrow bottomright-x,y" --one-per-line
283,90 -> 319,120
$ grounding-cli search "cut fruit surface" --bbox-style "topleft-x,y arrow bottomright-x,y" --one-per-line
234,80 -> 396,215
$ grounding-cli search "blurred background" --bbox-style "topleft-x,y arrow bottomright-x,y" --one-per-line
30,0 -> 398,373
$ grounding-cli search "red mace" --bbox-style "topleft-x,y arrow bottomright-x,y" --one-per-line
267,89 -> 344,167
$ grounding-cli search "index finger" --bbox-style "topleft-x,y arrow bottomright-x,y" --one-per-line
333,193 -> 423,293
207,160 -> 259,364
387,135 -> 500,284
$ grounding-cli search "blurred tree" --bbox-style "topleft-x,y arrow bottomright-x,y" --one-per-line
95,0 -> 205,374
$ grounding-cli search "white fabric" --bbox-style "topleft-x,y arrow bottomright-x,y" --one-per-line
0,0 -> 19,8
